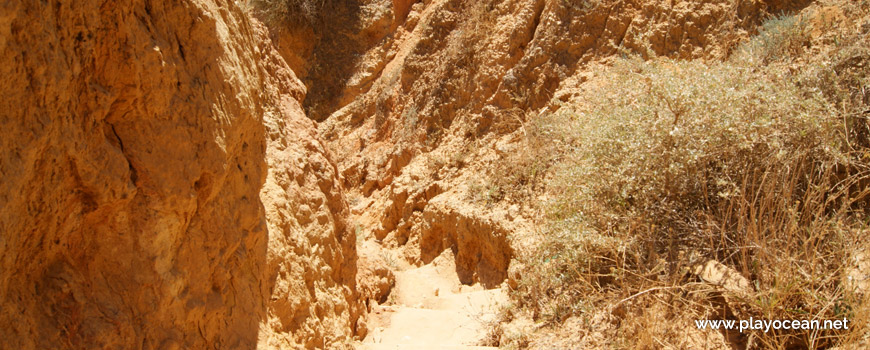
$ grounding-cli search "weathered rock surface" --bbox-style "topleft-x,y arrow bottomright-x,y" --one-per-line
0,0 -> 822,349
304,0 -> 813,192
272,0 -> 814,290
0,1 -> 359,349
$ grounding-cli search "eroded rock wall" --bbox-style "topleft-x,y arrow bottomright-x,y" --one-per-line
0,1 -> 359,349
255,19 -> 364,346
271,0 -> 811,289
313,0 -> 813,194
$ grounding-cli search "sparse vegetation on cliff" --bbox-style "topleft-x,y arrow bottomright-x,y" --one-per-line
251,0 -> 326,27
510,4 -> 870,349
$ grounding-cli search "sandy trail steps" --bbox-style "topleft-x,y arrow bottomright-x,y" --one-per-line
357,251 -> 506,349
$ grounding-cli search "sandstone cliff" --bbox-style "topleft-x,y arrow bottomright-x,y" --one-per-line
0,0 -> 829,349
0,1 -> 359,348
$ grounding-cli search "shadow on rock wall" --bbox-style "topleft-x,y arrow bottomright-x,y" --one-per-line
0,1 -> 271,348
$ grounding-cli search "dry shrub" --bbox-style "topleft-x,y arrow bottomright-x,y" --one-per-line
514,11 -> 870,349
473,111 -> 565,206
251,0 -> 326,28
739,14 -> 812,64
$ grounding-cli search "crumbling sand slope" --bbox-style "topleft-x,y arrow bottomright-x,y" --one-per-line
0,1 -> 359,349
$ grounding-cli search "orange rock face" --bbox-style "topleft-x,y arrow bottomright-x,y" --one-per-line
287,0 -> 812,299
0,1 -> 359,349
0,0 -> 817,348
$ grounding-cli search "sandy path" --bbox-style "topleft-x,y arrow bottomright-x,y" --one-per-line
357,251 -> 506,350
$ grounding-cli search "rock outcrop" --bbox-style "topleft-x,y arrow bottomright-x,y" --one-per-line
0,1 -> 359,349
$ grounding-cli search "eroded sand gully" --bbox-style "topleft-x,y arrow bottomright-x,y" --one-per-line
0,0 -> 824,348
286,0 -> 803,346
357,240 -> 509,349
350,180 -> 518,348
